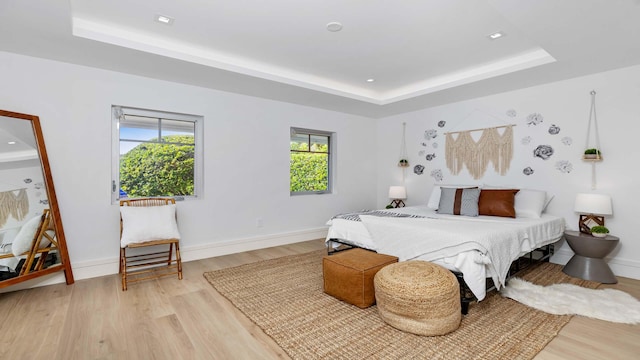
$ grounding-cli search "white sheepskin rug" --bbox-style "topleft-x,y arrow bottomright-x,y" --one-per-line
500,278 -> 640,324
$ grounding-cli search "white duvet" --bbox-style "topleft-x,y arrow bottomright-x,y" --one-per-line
325,206 -> 565,300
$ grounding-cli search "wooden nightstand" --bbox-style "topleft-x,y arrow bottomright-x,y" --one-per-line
562,230 -> 619,283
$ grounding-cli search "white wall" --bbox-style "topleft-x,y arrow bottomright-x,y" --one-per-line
3,49 -> 639,287
377,64 -> 640,279
0,51 -> 378,286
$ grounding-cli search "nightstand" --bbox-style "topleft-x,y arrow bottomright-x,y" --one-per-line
562,230 -> 619,283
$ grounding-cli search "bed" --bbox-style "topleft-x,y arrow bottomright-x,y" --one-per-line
326,191 -> 565,313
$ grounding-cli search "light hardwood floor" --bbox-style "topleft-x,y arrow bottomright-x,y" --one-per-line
0,239 -> 638,359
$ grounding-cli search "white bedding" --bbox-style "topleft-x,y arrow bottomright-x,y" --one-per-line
325,206 -> 565,300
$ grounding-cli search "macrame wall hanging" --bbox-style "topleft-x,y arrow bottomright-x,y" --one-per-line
582,90 -> 603,189
0,188 -> 29,227
445,124 -> 514,180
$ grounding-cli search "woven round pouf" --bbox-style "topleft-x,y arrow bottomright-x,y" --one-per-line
374,261 -> 461,336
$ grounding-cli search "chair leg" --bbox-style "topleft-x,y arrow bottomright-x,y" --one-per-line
119,247 -> 123,274
168,243 -> 174,266
120,247 -> 127,291
175,242 -> 183,280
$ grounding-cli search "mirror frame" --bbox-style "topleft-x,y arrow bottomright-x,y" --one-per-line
0,109 -> 74,288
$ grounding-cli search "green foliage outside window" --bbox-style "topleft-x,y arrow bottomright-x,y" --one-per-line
290,141 -> 329,192
120,135 -> 195,197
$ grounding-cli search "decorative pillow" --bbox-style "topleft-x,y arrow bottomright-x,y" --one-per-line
478,189 -> 519,218
427,184 -> 479,210
11,214 -> 43,257
120,204 -> 181,248
437,187 -> 480,216
514,189 -> 548,218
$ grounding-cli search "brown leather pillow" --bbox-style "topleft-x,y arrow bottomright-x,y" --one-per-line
478,189 -> 519,218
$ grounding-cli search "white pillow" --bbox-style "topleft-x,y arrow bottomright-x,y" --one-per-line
514,189 -> 548,218
12,214 -> 43,256
542,194 -> 555,212
120,204 -> 181,248
427,184 -> 480,210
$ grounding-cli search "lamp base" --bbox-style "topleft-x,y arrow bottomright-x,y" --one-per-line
390,199 -> 405,208
579,214 -> 604,234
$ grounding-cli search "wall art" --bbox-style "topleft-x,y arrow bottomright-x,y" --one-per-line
533,145 -> 554,160
506,109 -> 517,118
521,136 -> 532,145
555,160 -> 573,173
430,169 -> 443,182
446,125 -> 514,179
424,129 -> 438,140
548,124 -> 561,135
437,120 -> 446,128
525,113 -> 544,126
561,137 -> 572,146
425,153 -> 436,161
414,165 -> 425,175
0,189 -> 29,227
523,167 -> 535,176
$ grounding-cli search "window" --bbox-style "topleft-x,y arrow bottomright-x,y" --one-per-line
112,106 -> 203,202
290,127 -> 333,195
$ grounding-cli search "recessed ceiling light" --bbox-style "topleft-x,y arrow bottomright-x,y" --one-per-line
155,14 -> 174,25
487,31 -> 505,40
7,141 -> 16,145
366,79 -> 375,83
326,22 -> 343,32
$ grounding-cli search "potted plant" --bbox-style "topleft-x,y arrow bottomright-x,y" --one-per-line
398,159 -> 409,167
583,148 -> 602,160
590,225 -> 609,238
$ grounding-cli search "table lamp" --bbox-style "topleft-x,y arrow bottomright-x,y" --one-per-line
574,193 -> 612,234
389,186 -> 407,208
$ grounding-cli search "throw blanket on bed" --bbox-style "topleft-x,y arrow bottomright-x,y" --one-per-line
331,210 -> 425,222
359,215 -> 524,291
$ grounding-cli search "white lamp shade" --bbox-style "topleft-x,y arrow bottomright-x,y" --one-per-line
388,186 -> 407,199
574,193 -> 612,215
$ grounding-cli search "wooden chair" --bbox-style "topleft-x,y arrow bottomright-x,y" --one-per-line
22,209 -> 58,275
119,198 -> 182,291
0,209 -> 58,276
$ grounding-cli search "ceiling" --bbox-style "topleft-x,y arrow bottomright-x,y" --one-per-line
0,115 -> 39,171
1,0 -> 640,118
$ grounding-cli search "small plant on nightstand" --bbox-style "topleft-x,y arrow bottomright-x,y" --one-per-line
590,225 -> 609,238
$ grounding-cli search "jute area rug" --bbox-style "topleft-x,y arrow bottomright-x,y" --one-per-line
203,250 -> 599,360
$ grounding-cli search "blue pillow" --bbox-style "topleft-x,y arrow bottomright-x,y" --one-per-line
438,187 -> 480,216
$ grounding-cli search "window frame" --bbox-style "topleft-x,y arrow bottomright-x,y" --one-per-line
111,105 -> 204,204
290,127 -> 334,196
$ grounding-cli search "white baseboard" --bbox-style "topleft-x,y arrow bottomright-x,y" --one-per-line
552,248 -> 640,280
0,227 -> 328,293
6,229 -> 637,293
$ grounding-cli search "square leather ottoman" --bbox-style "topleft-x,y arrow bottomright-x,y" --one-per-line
323,248 -> 398,308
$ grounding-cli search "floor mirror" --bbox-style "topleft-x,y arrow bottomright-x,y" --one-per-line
0,109 -> 74,288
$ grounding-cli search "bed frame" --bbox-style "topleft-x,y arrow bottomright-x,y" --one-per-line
327,238 -> 555,315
